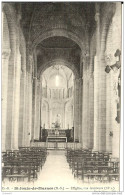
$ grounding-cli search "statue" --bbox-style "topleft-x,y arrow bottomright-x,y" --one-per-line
55,114 -> 61,128
105,49 -> 121,123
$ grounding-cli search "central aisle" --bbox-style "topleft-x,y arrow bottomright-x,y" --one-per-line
33,150 -> 119,191
34,150 -> 79,187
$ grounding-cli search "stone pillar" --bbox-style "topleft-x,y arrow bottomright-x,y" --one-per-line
49,106 -> 52,128
18,30 -> 27,147
98,52 -> 106,152
47,99 -> 50,128
40,80 -> 42,129
79,78 -> 83,143
47,103 -> 50,129
71,105 -> 73,128
11,48 -> 21,150
6,36 -> 16,150
94,4 -> 107,152
74,78 -> 80,141
28,74 -> 32,145
31,77 -> 37,141
88,56 -> 94,149
82,65 -> 89,149
62,103 -> 65,129
105,59 -> 113,152
23,72 -> 32,146
45,103 -> 48,129
64,103 -> 66,129
93,5 -> 101,151
93,57 -> 100,151
18,70 -> 26,147
34,79 -> 41,140
2,49 -> 10,151
48,108 -> 50,129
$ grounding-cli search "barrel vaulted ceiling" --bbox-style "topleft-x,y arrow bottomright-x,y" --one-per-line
14,2 -> 98,77
20,2 -> 96,44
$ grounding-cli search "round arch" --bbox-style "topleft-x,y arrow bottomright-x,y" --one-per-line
3,3 -> 17,52
100,3 -> 116,53
31,29 -> 85,52
38,59 -> 79,79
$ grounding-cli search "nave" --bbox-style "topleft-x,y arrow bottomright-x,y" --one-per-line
2,147 -> 119,191
2,2 -> 122,192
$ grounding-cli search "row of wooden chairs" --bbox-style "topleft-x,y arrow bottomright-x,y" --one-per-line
66,149 -> 119,183
2,147 -> 48,182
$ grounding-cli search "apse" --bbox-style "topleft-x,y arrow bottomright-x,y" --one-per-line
41,65 -> 74,130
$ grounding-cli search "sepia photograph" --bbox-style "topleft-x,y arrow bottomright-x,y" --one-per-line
1,1 -> 123,193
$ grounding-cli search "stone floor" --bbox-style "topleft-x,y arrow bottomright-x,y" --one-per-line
2,150 -> 119,192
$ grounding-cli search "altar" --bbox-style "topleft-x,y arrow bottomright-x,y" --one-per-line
46,129 -> 67,143
40,127 -> 74,143
46,136 -> 67,142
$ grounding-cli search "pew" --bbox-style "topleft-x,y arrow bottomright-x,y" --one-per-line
66,148 -> 119,183
2,147 -> 47,182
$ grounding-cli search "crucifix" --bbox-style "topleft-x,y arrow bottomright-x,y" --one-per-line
105,49 -> 121,123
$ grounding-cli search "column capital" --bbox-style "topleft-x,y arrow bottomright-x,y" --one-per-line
37,77 -> 41,82
95,13 -> 100,22
26,41 -> 32,50
95,3 -> 100,22
2,49 -> 11,59
32,76 -> 41,82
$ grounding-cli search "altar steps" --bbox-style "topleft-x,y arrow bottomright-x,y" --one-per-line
30,142 -> 81,150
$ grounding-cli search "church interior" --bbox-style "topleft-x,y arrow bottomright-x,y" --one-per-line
2,2 -> 121,190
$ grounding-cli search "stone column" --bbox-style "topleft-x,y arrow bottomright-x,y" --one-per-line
11,48 -> 21,150
64,103 -> 66,129
62,103 -> 65,129
105,58 -> 113,152
18,70 -> 26,147
49,106 -> 52,128
23,72 -> 32,146
28,74 -> 33,145
94,4 -> 108,152
79,78 -> 83,143
6,36 -> 16,150
48,108 -> 50,129
31,77 -> 37,141
97,52 -> 106,152
74,78 -> 80,141
88,56 -> 94,149
93,56 -> 100,151
40,80 -> 42,129
34,79 -> 41,140
71,105 -> 73,128
2,49 -> 10,151
82,64 -> 89,149
45,103 -> 48,129
93,5 -> 101,151
47,103 -> 50,129
11,14 -> 23,150
48,100 -> 52,129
